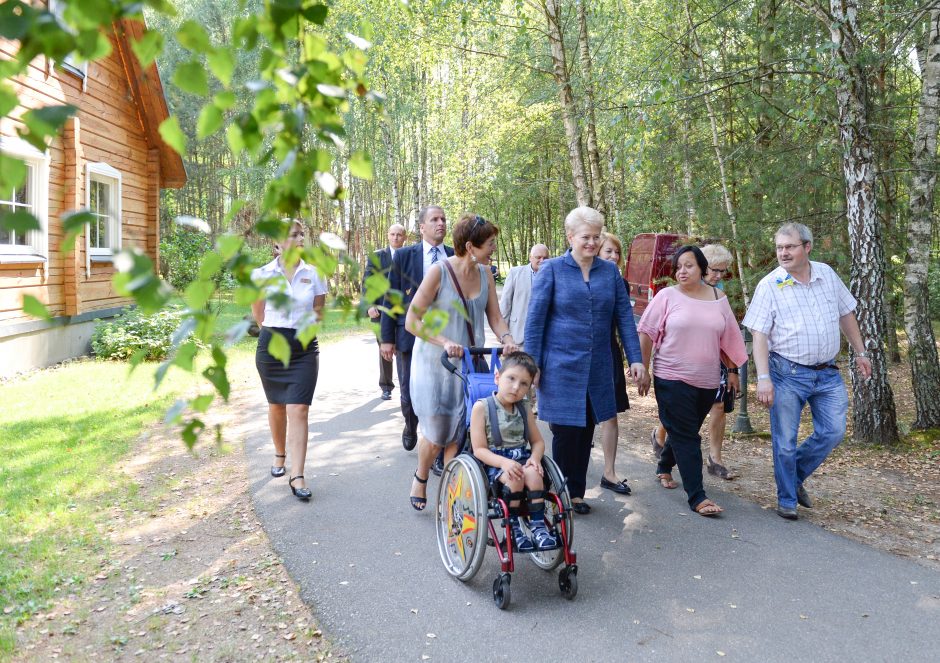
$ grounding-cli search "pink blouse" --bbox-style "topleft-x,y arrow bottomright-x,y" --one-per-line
637,286 -> 749,389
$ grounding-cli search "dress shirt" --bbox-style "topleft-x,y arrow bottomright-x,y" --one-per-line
251,257 -> 328,329
422,240 -> 443,275
742,261 -> 856,366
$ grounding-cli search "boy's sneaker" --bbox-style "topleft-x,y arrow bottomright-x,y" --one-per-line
510,516 -> 534,553
529,518 -> 558,550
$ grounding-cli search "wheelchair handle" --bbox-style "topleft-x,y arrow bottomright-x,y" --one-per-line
439,346 -> 504,374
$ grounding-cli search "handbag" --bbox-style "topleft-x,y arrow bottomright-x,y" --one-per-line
441,260 -> 489,373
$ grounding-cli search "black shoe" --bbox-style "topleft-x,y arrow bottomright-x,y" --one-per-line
600,477 -> 631,495
381,389 -> 392,401
402,430 -> 417,451
796,485 -> 813,509
572,501 -> 591,515
270,453 -> 286,478
431,455 -> 444,477
288,476 -> 311,501
776,506 -> 798,520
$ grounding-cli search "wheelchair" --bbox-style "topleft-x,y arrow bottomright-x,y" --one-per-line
433,348 -> 578,610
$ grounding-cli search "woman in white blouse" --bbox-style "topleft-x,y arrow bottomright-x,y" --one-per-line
251,220 -> 328,502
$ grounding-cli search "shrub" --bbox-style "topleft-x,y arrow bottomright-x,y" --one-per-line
160,227 -> 213,291
91,307 -> 189,361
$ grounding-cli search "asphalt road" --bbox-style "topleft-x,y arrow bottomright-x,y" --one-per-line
244,332 -> 940,662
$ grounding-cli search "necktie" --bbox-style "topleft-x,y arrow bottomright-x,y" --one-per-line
430,246 -> 439,264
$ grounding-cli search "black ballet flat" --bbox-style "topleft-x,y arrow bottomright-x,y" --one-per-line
271,453 -> 286,478
288,475 -> 311,501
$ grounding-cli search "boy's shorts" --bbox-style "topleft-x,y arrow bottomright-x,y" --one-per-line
486,447 -> 531,485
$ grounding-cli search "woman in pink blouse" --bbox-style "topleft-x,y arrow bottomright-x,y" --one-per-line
637,245 -> 748,516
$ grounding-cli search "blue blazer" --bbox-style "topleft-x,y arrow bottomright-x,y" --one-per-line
362,246 -> 393,322
525,251 -> 642,426
380,241 -> 454,352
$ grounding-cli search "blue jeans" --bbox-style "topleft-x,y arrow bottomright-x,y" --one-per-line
769,353 -> 848,508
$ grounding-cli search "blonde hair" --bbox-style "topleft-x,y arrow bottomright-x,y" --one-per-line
701,243 -> 733,266
564,206 -> 604,234
599,232 -> 623,267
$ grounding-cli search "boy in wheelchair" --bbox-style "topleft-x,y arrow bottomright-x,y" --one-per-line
469,351 -> 558,552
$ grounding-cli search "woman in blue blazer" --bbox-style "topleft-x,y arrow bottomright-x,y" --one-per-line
525,207 -> 651,513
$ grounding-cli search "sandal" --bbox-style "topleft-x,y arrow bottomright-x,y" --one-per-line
271,453 -> 286,478
706,455 -> 737,480
410,472 -> 428,511
693,499 -> 723,517
656,473 -> 678,489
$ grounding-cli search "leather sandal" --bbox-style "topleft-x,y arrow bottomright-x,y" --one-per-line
410,472 -> 428,511
656,473 -> 678,489
693,499 -> 723,517
271,453 -> 286,478
288,475 -> 311,501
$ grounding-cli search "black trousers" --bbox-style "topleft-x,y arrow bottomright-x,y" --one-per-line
654,377 -> 716,509
396,349 -> 418,438
549,396 -> 596,500
376,336 -> 394,392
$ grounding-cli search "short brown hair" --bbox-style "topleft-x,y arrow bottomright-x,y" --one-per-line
452,214 -> 499,257
500,351 -> 538,378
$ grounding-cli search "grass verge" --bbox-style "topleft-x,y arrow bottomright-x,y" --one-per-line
0,302 -> 367,658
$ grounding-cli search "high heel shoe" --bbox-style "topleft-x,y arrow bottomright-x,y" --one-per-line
288,475 -> 311,501
410,472 -> 428,511
271,453 -> 286,478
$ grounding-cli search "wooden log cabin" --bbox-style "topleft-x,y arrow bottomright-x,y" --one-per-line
0,8 -> 185,378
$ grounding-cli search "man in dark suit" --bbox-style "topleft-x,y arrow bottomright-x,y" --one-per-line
363,223 -> 406,400
380,205 -> 453,451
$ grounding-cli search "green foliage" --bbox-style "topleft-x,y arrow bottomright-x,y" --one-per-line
159,226 -> 213,290
929,261 -> 940,321
91,306 -> 191,361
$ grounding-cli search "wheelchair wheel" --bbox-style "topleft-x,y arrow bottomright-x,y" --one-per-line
492,572 -> 511,610
559,565 -> 578,600
528,456 -> 573,571
435,454 -> 488,582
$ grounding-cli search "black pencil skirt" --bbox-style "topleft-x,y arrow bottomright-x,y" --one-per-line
256,327 -> 320,405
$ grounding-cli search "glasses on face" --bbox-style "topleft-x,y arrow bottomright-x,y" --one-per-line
707,266 -> 729,275
775,241 -> 807,252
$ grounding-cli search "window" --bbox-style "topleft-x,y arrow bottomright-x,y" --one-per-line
0,136 -> 49,261
48,0 -> 88,80
85,163 -> 122,260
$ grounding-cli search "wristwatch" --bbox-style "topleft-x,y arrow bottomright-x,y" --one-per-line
727,367 -> 739,374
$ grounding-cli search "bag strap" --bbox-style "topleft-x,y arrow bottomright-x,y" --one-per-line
441,259 -> 476,344
485,394 -> 530,448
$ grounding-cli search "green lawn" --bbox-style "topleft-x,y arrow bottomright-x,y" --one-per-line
0,300 -> 368,657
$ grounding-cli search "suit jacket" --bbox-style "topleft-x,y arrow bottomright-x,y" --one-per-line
525,250 -> 642,427
380,241 -> 455,352
499,264 -> 535,346
362,246 -> 393,321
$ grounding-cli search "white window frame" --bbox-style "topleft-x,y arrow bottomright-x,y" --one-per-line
85,162 -> 122,267
48,0 -> 89,85
0,135 -> 50,262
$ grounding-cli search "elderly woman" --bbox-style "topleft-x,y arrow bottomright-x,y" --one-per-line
638,245 -> 747,516
405,214 -> 518,511
525,207 -> 650,514
596,232 -> 632,495
251,220 -> 328,502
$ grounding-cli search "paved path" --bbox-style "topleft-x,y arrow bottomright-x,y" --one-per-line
243,333 -> 940,662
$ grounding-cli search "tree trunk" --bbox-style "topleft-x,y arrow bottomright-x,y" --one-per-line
543,0 -> 590,208
826,0 -> 899,444
685,1 -> 750,305
904,9 -> 940,429
380,123 -> 402,227
575,0 -> 606,216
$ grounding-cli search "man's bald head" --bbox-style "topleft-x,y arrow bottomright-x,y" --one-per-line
529,244 -> 550,271
387,223 -> 406,249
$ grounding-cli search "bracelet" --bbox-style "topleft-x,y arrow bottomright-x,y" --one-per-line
499,332 -> 512,343
727,367 -> 739,374
757,374 -> 770,380
856,351 -> 869,358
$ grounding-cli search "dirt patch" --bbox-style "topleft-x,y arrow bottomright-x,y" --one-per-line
11,379 -> 348,662
622,361 -> 940,571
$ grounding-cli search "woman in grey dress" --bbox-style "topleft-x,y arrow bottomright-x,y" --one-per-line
404,214 -> 519,510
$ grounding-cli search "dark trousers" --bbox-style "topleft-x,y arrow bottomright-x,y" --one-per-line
376,336 -> 394,392
396,349 -> 418,438
549,396 -> 596,500
654,377 -> 716,510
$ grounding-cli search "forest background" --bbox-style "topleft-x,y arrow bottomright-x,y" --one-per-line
2,0 -> 940,447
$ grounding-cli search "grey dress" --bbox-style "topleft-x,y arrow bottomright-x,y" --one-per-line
411,262 -> 488,446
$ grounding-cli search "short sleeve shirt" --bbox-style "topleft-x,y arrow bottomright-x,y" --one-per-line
742,261 -> 856,365
251,258 -> 328,329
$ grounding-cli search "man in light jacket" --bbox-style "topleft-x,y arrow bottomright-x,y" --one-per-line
499,243 -> 549,349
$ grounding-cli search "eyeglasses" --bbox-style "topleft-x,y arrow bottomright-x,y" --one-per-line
707,267 -> 729,275
474,215 -> 486,227
775,242 -> 807,252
